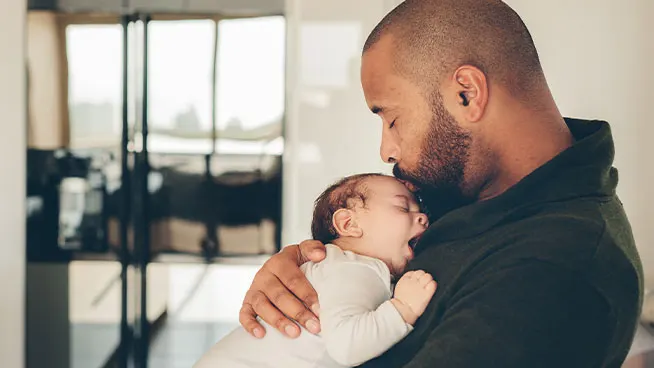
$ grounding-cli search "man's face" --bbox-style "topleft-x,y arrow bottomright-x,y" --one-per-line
361,36 -> 474,218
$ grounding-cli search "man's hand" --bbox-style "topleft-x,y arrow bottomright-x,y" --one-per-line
239,240 -> 327,339
391,270 -> 437,325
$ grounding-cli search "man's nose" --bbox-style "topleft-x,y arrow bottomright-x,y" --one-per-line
380,131 -> 400,164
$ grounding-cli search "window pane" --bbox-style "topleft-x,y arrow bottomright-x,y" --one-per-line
148,20 -> 215,154
216,16 -> 286,140
67,24 -> 123,148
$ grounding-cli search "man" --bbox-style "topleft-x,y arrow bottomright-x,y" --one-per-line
240,0 -> 643,367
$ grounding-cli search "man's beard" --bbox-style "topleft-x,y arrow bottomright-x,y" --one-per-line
393,92 -> 474,221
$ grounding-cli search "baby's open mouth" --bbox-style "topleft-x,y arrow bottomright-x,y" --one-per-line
408,234 -> 422,250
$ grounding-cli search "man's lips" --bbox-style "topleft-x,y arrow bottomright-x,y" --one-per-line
397,179 -> 419,193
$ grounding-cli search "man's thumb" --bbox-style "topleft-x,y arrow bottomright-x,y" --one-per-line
299,240 -> 326,263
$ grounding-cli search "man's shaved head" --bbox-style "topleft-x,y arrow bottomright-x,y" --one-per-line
364,0 -> 545,98
360,0 -> 571,218
360,0 -> 559,218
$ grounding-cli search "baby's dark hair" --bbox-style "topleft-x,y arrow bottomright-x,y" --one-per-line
311,173 -> 387,244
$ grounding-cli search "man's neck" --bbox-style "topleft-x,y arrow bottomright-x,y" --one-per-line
478,112 -> 573,201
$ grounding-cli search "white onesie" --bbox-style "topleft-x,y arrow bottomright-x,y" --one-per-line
193,244 -> 413,368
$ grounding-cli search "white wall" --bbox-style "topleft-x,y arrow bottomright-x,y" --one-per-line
282,0 -> 398,245
0,0 -> 27,367
283,0 -> 654,289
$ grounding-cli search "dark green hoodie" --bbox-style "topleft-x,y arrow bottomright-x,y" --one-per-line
362,118 -> 643,368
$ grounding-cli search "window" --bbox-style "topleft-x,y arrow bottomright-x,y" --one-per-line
215,16 -> 286,139
148,19 -> 215,151
66,16 -> 286,155
66,24 -> 123,148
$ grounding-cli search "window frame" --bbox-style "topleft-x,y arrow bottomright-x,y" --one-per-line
59,12 -> 286,152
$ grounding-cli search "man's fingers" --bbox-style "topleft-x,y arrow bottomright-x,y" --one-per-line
251,289 -> 302,338
267,249 -> 320,313
266,274 -> 321,334
239,298 -> 266,339
270,284 -> 321,334
298,240 -> 327,263
238,243 -> 322,339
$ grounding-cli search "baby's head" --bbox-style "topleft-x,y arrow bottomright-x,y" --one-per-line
311,173 -> 428,276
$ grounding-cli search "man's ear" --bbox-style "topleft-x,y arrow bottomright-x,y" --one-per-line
452,65 -> 489,123
332,208 -> 363,238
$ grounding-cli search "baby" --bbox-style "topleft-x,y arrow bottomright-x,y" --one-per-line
194,173 -> 436,368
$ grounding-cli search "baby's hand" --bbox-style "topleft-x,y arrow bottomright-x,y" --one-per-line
391,270 -> 437,325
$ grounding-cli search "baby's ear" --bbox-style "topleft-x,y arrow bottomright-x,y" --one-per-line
332,209 -> 363,238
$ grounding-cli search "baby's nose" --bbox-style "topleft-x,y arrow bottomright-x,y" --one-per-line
415,213 -> 428,228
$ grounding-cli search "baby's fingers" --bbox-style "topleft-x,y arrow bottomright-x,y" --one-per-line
425,280 -> 437,294
418,272 -> 434,285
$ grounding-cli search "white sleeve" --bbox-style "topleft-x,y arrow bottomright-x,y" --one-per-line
316,262 -> 413,367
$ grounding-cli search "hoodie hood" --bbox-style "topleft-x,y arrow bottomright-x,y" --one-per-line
418,118 -> 618,246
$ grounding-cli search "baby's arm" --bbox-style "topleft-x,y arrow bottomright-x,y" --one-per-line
392,270 -> 438,325
318,263 -> 436,367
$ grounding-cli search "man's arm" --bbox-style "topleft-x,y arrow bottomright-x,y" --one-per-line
239,241 -> 326,338
403,261 -> 614,368
318,262 -> 419,366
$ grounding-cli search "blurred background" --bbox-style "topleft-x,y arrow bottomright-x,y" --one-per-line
0,0 -> 653,367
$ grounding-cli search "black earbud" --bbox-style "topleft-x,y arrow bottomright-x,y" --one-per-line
460,92 -> 469,107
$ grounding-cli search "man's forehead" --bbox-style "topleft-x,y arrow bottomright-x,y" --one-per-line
361,64 -> 404,111
361,37 -> 396,79
362,75 -> 414,116
361,37 -> 416,112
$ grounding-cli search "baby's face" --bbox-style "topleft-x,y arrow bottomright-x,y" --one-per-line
355,176 -> 429,276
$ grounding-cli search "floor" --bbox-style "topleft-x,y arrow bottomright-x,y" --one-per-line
67,259 -> 262,368
71,323 -> 120,368
149,322 -> 238,368
148,262 -> 261,367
